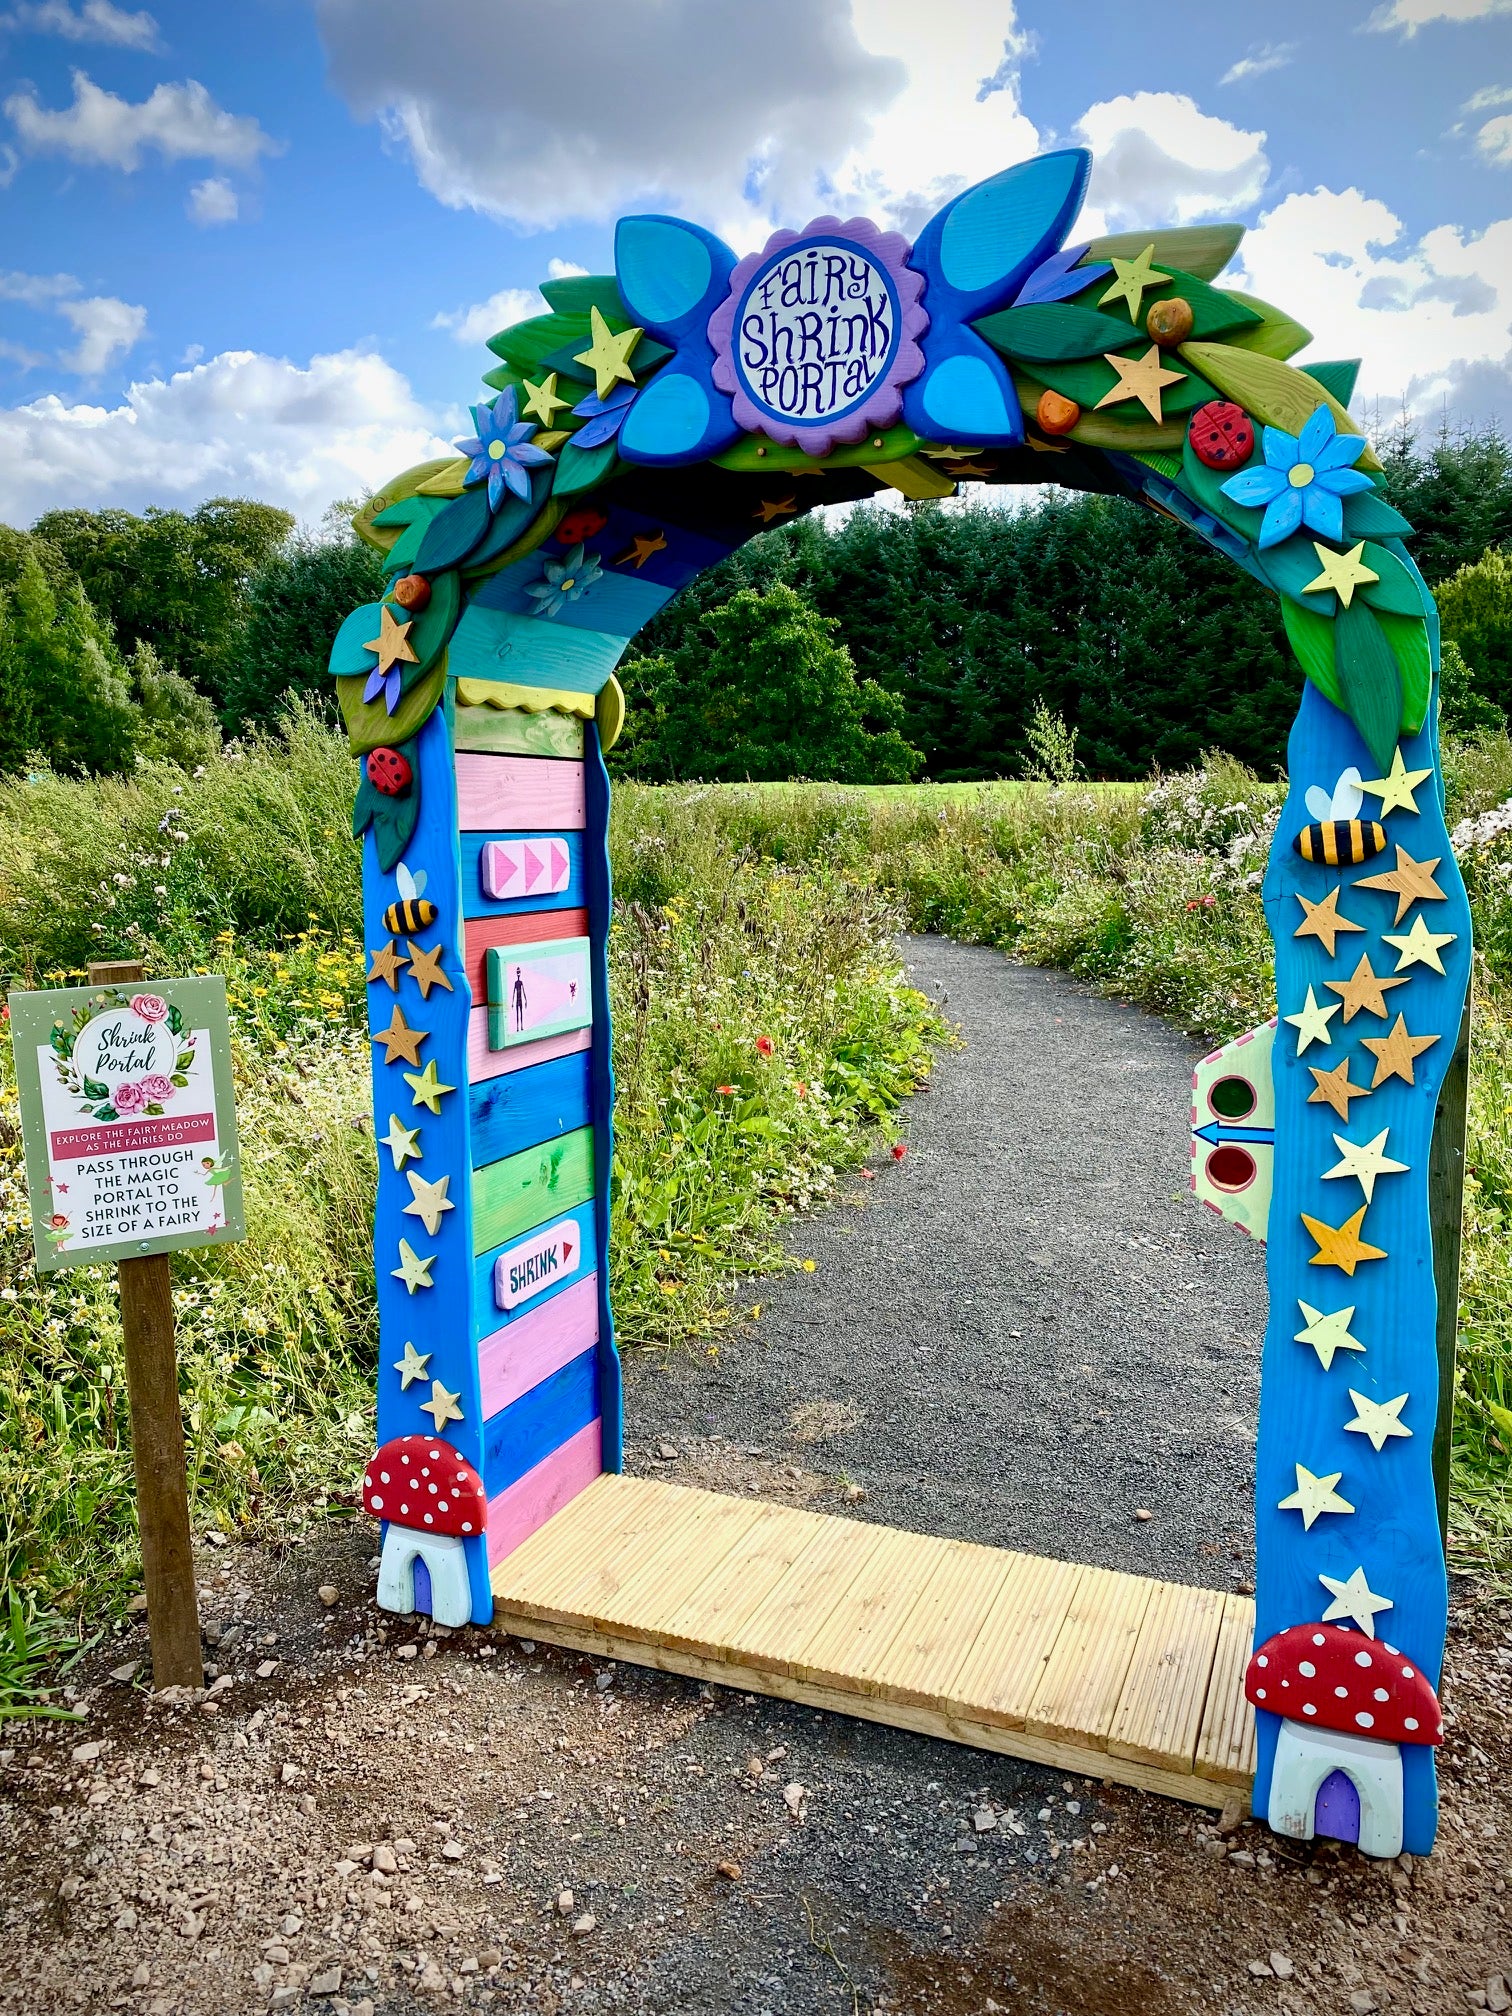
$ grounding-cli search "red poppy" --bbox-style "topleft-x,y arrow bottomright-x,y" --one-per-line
1185,894 -> 1217,911
755,1035 -> 774,1056
716,1084 -> 736,1096
891,1143 -> 907,1161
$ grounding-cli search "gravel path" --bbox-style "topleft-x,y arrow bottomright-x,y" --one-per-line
628,938 -> 1268,1591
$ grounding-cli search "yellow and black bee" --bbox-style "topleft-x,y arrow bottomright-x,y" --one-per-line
383,862 -> 438,934
1294,770 -> 1387,865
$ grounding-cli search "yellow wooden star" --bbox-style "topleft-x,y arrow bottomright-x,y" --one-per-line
1302,540 -> 1379,609
1323,952 -> 1408,1023
521,370 -> 570,426
391,1238 -> 435,1294
754,496 -> 798,524
1319,1566 -> 1393,1637
364,603 -> 419,677
1278,1462 -> 1355,1530
1383,914 -> 1457,975
1093,345 -> 1186,424
367,939 -> 409,991
1025,433 -> 1070,454
1359,748 -> 1433,816
1307,1055 -> 1372,1121
1301,1204 -> 1387,1275
1294,1299 -> 1366,1372
614,530 -> 667,569
1293,886 -> 1366,956
1283,984 -> 1339,1054
392,1339 -> 431,1390
1323,1127 -> 1409,1204
1360,1012 -> 1440,1088
573,305 -> 641,399
419,1379 -> 464,1430
403,1059 -> 455,1114
405,939 -> 453,1000
379,1112 -> 422,1171
1343,1388 -> 1412,1453
1356,845 -> 1448,924
372,1005 -> 427,1067
1099,245 -> 1173,323
403,1169 -> 455,1236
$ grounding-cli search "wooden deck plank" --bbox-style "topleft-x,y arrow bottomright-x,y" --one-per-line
946,1552 -> 1085,1730
1106,1580 -> 1225,1773
720,1518 -> 888,1676
859,1539 -> 1023,1712
494,1474 -> 693,1620
789,1527 -> 948,1690
1023,1566 -> 1156,1751
655,1503 -> 832,1657
490,1471 -> 628,1596
1195,1591 -> 1259,1789
583,1488 -> 770,1640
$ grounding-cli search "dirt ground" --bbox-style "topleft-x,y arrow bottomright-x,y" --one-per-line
0,1459 -> 1508,2016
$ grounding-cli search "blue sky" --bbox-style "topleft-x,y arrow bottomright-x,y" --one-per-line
1,0 -> 1509,524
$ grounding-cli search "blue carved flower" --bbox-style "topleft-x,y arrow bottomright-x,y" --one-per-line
570,382 -> 637,450
525,543 -> 604,618
454,387 -> 554,509
1219,406 -> 1373,550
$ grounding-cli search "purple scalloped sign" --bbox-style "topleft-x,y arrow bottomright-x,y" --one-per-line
708,215 -> 928,457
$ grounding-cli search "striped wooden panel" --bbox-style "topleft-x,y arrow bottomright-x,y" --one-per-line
464,908 -> 589,999
580,1492 -> 765,1640
1106,1580 -> 1226,1773
510,1478 -> 716,1626
479,1269 -> 599,1421
470,1049 -> 592,1169
451,709 -> 585,760
455,754 -> 585,833
485,1418 -> 602,1569
789,1527 -> 942,1690
490,1468 -> 639,1591
468,1014 -> 591,1086
480,1347 -> 598,1500
461,834 -> 584,920
471,1125 -> 595,1256
472,1203 -> 595,1342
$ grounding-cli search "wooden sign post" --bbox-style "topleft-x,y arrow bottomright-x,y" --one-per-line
8,962 -> 245,1691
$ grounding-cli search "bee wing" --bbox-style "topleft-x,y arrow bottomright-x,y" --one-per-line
1304,786 -> 1334,823
1330,768 -> 1364,822
395,862 -> 428,902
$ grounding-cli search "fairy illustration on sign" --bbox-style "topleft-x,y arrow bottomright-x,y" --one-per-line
511,965 -> 528,1033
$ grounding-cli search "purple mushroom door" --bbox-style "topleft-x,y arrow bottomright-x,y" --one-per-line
1314,1768 -> 1362,1846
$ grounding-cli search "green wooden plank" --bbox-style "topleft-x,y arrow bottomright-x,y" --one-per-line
451,707 -> 585,759
471,1126 -> 595,1256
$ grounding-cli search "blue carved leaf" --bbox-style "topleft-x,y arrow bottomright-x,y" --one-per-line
911,150 -> 1092,313
614,215 -> 737,338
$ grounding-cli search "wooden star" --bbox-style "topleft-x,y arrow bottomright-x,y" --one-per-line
1383,914 -> 1457,975
1359,748 -> 1433,816
391,1238 -> 435,1294
1360,1012 -> 1440,1087
392,1339 -> 432,1390
1307,1055 -> 1372,1121
614,530 -> 667,569
1026,433 -> 1070,453
403,1169 -> 455,1236
1283,985 -> 1339,1054
1094,346 -> 1186,424
1344,1388 -> 1412,1453
1294,1299 -> 1366,1371
755,496 -> 798,525
367,939 -> 409,991
1294,886 -> 1366,956
943,458 -> 996,477
405,939 -> 453,999
1278,1462 -> 1355,1530
1302,1204 -> 1387,1275
1302,540 -> 1379,609
1319,1566 -> 1393,1638
1323,952 -> 1408,1023
1356,845 -> 1448,924
419,1379 -> 464,1430
380,1112 -> 422,1171
573,305 -> 641,399
364,603 -> 419,677
372,1005 -> 427,1067
1099,244 -> 1172,323
403,1059 -> 455,1114
521,371 -> 570,426
1323,1127 -> 1409,1203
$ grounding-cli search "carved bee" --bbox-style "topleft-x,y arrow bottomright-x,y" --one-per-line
383,861 -> 438,934
1295,768 -> 1386,867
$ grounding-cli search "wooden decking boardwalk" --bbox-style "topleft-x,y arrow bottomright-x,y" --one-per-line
491,1474 -> 1257,1810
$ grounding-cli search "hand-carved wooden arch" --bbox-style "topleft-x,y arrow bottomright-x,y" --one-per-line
331,150 -> 1471,1860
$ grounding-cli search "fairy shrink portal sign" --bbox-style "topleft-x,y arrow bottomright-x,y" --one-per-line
9,976 -> 243,1270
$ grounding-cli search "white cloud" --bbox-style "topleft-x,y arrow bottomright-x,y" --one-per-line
0,267 -> 78,307
1074,93 -> 1269,235
55,292 -> 145,373
1477,112 -> 1512,164
5,70 -> 279,171
187,174 -> 237,224
0,347 -> 452,524
431,286 -> 544,347
1366,0 -> 1512,32
1219,42 -> 1297,86
0,0 -> 159,48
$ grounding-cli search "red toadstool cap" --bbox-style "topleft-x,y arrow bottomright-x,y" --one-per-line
362,1436 -> 486,1538
1245,1622 -> 1442,1745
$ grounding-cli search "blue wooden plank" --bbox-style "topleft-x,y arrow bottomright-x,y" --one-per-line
461,831 -> 585,920
474,562 -> 675,638
481,1346 -> 599,1499
470,1049 -> 592,1169
447,603 -> 627,695
471,1202 -> 597,1341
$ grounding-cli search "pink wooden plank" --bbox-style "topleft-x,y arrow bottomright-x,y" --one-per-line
486,1418 -> 603,1567
479,1271 -> 600,1420
455,754 -> 586,833
469,1011 -> 592,1083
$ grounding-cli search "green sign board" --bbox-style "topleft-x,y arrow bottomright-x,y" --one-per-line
8,976 -> 243,1271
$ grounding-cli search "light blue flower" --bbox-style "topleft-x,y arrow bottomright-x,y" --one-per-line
525,542 -> 604,618
454,388 -> 554,509
1219,406 -> 1374,549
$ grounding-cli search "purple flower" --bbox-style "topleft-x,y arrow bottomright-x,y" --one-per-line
1219,406 -> 1373,550
454,388 -> 555,509
139,1074 -> 175,1101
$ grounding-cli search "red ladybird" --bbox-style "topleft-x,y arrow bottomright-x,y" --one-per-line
555,505 -> 610,546
1189,400 -> 1256,471
365,746 -> 413,798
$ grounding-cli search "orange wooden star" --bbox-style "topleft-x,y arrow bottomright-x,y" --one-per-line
366,939 -> 409,991
754,496 -> 798,524
1307,1056 -> 1372,1121
1301,1205 -> 1388,1276
1323,952 -> 1408,1023
1294,887 -> 1366,957
405,939 -> 453,1000
1360,1013 -> 1440,1088
371,1005 -> 427,1067
364,604 -> 419,678
1356,845 -> 1448,925
614,530 -> 667,569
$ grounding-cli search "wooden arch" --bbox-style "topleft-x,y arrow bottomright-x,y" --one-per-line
332,151 -> 1470,1857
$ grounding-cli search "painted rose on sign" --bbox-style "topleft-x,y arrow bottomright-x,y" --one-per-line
49,989 -> 198,1123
